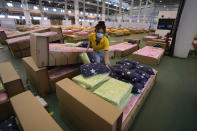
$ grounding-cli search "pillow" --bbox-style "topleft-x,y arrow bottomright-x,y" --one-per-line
152,43 -> 162,48
131,83 -> 144,94
136,65 -> 155,75
66,42 -> 83,47
80,63 -> 109,77
80,53 -> 91,64
128,40 -> 136,44
72,73 -> 109,89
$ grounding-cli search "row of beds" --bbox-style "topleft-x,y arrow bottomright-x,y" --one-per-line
0,27 -> 173,130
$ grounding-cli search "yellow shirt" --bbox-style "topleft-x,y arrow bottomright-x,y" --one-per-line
89,33 -> 109,51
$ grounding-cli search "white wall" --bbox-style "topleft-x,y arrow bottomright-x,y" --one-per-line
174,0 -> 197,58
155,11 -> 177,37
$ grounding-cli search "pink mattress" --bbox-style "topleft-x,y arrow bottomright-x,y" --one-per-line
193,40 -> 197,45
6,35 -> 30,45
0,92 -> 8,103
133,46 -> 164,59
0,27 -> 15,36
48,65 -> 79,80
72,29 -> 81,32
62,30 -> 74,34
109,43 -> 137,51
40,31 -> 58,37
144,35 -> 158,39
49,44 -> 93,52
75,32 -> 89,36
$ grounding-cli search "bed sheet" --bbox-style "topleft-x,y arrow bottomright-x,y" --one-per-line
6,35 -> 30,45
110,43 -> 137,51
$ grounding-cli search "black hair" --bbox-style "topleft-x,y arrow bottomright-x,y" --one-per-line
95,21 -> 106,34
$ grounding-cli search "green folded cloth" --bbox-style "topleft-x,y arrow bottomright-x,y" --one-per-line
72,73 -> 109,90
80,53 -> 91,64
0,80 -> 5,93
75,76 -> 109,92
119,94 -> 132,109
65,42 -> 83,47
93,78 -> 132,107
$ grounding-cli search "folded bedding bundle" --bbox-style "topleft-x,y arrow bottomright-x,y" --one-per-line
93,78 -> 132,109
72,73 -> 109,91
110,59 -> 155,94
65,42 -> 83,47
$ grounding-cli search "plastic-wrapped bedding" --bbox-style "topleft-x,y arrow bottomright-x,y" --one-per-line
144,35 -> 158,39
133,46 -> 164,59
65,42 -> 83,47
109,43 -> 137,51
72,73 -> 109,90
40,31 -> 58,37
93,78 -> 132,109
49,44 -> 93,52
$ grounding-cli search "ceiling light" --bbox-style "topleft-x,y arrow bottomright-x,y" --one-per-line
68,10 -> 71,13
160,0 -> 162,2
0,15 -> 5,18
53,8 -> 57,12
34,6 -> 38,10
7,3 -> 13,7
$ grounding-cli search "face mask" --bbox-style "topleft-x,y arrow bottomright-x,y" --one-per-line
96,33 -> 104,38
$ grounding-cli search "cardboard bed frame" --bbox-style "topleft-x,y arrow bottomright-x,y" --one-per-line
6,27 -> 63,58
114,44 -> 139,57
65,34 -> 89,43
56,70 -> 157,131
131,47 -> 164,66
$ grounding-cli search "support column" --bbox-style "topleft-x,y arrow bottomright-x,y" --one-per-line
83,0 -> 85,20
39,0 -> 44,21
97,0 -> 99,20
143,0 -> 149,22
107,4 -> 109,21
74,0 -> 79,26
102,0 -> 105,21
137,0 -> 142,23
117,0 -> 122,23
21,0 -> 32,26
174,0 -> 197,58
129,0 -> 134,23
64,0 -> 68,20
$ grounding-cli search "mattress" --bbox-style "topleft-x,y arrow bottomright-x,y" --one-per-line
0,92 -> 8,103
133,46 -> 164,59
40,31 -> 58,37
193,40 -> 197,45
110,43 -> 137,51
144,35 -> 158,39
75,32 -> 89,36
48,65 -> 79,80
62,30 -> 74,34
6,35 -> 30,45
49,44 -> 93,52
72,73 -> 109,89
93,78 -> 132,108
72,29 -> 81,32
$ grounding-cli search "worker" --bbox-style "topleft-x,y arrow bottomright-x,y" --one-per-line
86,21 -> 110,68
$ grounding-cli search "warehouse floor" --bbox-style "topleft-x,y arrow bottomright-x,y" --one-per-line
0,33 -> 197,131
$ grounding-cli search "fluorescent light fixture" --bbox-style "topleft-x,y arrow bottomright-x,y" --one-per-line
20,4 -> 22,8
160,0 -> 162,2
44,17 -> 47,20
33,17 -> 41,20
7,3 -> 13,7
68,10 -> 71,13
94,14 -> 97,16
22,16 -> 25,19
53,8 -> 57,12
98,14 -> 101,17
85,12 -> 89,15
0,15 -> 5,18
44,7 -> 48,11
34,6 -> 38,10
90,13 -> 93,16
8,15 -> 20,19
61,10 -> 64,12
80,12 -> 83,15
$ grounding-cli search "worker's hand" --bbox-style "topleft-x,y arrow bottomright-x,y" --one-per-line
105,64 -> 110,71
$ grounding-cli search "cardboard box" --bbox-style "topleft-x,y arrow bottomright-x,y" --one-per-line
22,57 -> 50,97
146,41 -> 167,50
0,30 -> 7,45
10,91 -> 63,131
0,62 -> 24,97
56,70 -> 157,131
30,33 -> 49,68
56,78 -> 123,131
115,44 -> 139,57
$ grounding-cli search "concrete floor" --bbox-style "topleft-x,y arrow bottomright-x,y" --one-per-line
0,33 -> 197,131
